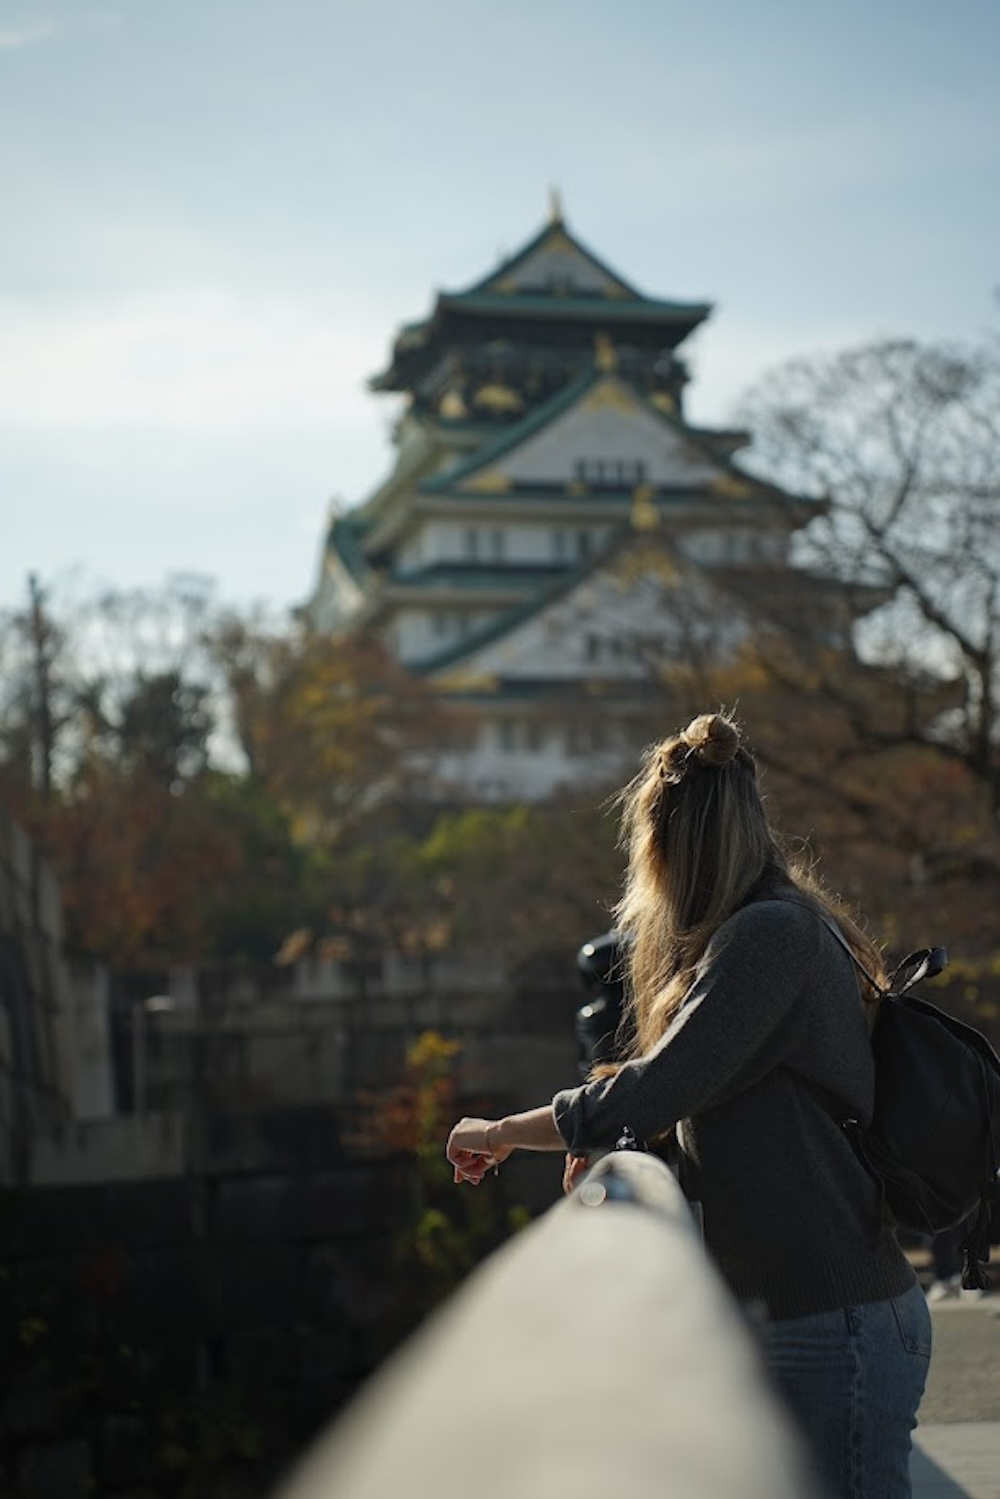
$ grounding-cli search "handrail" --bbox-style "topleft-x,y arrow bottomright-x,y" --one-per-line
279,1150 -> 820,1499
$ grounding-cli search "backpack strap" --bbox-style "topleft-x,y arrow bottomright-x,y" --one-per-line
818,915 -> 947,1000
818,916 -> 885,997
814,917 -> 890,1224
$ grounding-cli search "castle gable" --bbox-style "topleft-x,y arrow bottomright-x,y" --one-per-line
474,221 -> 635,300
424,538 -> 750,689
430,373 -> 725,495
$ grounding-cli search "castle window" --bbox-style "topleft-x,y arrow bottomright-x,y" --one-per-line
432,612 -> 450,637
567,722 -> 610,755
463,527 -> 480,559
726,532 -> 753,564
566,723 -> 587,756
577,529 -> 592,558
498,721 -> 517,752
590,722 -> 610,753
489,527 -> 505,559
574,458 -> 647,488
552,529 -> 569,561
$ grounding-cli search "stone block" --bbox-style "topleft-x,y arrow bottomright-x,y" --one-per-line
193,1105 -> 350,1176
193,1244 -> 313,1332
212,1168 -> 396,1242
1,1362 -> 58,1436
97,1412 -> 154,1487
107,1241 -> 337,1342
7,1255 -> 101,1351
226,1320 -> 354,1386
17,1438 -> 91,1498
113,1247 -> 213,1336
302,1240 -> 401,1330
1,1180 -> 200,1259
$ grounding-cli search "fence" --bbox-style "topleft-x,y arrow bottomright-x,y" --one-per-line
280,1149 -> 821,1499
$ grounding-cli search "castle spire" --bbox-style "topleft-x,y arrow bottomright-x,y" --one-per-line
548,186 -> 564,225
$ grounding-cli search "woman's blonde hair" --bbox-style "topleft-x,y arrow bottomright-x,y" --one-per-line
613,711 -> 885,1058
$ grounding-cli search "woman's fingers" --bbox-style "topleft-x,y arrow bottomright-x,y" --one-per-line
446,1117 -> 491,1166
446,1117 -> 514,1184
562,1153 -> 590,1195
449,1138 -> 499,1186
450,1146 -> 485,1169
454,1159 -> 487,1185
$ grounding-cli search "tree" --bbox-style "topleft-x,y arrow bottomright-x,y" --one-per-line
719,333 -> 1000,1009
0,575 -> 75,814
739,335 -> 1000,820
206,618 -> 452,847
0,580 -> 302,965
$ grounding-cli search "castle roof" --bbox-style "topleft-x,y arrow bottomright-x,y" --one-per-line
370,209 -> 711,394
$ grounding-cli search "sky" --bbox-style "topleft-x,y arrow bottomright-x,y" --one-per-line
2,0 -> 998,620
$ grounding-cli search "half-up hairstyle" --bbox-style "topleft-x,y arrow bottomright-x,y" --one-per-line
614,712 -> 886,1058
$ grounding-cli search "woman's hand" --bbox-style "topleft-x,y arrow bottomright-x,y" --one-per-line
446,1116 -> 513,1185
562,1153 -> 591,1195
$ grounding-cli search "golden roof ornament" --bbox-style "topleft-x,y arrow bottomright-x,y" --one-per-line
711,470 -> 753,498
631,483 -> 659,531
594,331 -> 618,373
472,381 -> 524,415
465,468 -> 512,493
548,186 -> 564,225
439,388 -> 468,420
432,671 -> 499,694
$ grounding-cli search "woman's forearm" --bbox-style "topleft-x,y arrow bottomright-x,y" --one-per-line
493,1104 -> 564,1153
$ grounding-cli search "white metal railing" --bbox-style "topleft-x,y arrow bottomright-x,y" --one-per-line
280,1150 -> 820,1499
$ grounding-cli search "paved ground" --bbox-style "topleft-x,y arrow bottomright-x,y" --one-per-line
912,1290 -> 1000,1498
920,1295 -> 1000,1424
912,1423 -> 1000,1498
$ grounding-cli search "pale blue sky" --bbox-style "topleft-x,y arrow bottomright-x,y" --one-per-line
2,0 -> 998,616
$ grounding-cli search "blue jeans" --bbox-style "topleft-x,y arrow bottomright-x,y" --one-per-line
762,1285 -> 932,1499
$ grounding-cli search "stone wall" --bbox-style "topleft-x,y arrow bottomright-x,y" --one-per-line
40,951 -> 584,1183
1,932 -> 582,1494
1,1101 -> 533,1498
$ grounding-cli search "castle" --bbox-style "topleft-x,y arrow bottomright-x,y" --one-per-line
310,201 -> 841,799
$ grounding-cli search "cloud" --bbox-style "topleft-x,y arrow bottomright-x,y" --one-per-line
0,10 -> 119,51
0,287 -> 390,433
0,22 -> 55,49
684,316 -> 877,426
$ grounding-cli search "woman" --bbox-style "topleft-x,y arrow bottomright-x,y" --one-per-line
446,712 -> 931,1499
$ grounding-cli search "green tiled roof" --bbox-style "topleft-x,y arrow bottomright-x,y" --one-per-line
441,290 -> 711,322
370,214 -> 713,393
429,676 -> 646,704
389,564 -> 570,589
328,515 -> 373,583
413,533 -> 630,676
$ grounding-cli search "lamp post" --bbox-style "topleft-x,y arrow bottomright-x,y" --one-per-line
131,994 -> 175,1116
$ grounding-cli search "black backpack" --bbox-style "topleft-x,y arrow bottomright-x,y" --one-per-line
826,923 -> 1000,1290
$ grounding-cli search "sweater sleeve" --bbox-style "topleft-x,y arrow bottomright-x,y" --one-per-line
552,900 -> 818,1156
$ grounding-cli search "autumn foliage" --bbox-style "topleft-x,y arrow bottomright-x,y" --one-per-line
5,324 -> 1000,1054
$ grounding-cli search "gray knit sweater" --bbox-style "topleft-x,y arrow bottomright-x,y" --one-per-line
552,896 -> 916,1320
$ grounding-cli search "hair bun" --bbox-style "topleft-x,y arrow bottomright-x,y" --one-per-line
681,713 -> 740,768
